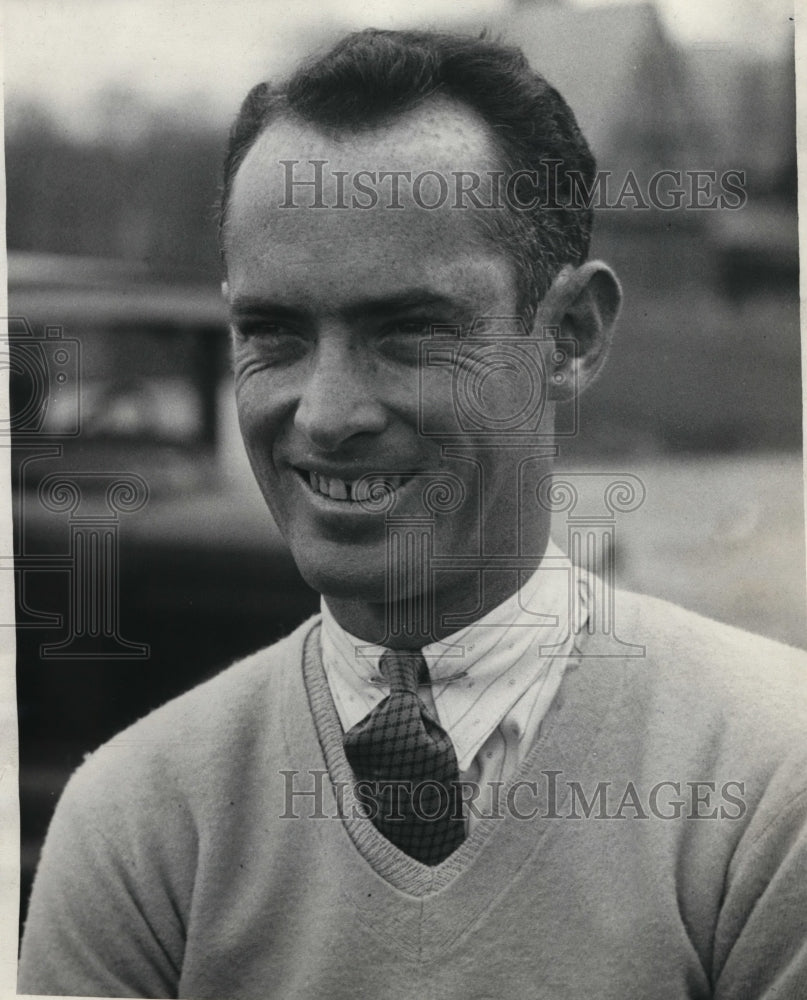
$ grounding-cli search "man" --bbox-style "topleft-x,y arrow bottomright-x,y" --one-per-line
19,28 -> 807,999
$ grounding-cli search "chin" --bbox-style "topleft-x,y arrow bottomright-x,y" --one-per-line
294,556 -> 389,605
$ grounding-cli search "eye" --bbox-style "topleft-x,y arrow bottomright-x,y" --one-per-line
232,321 -> 309,365
377,318 -> 434,363
389,319 -> 432,336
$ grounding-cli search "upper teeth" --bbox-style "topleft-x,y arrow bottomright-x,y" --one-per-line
306,472 -> 406,501
309,471 -> 352,500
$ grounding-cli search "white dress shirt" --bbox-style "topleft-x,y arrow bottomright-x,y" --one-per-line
321,541 -> 590,831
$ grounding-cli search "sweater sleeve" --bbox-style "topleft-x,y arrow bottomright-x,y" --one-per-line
712,772 -> 807,998
18,744 -> 196,999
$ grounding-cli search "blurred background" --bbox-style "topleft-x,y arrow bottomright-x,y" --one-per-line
5,0 -> 802,933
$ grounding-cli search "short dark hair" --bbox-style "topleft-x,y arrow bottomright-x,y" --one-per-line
220,28 -> 596,319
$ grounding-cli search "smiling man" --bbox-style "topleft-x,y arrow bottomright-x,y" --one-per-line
19,28 -> 807,1000
224,93 -> 610,643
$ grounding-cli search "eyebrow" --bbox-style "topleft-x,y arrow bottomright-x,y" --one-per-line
229,299 -> 307,323
229,289 -> 465,323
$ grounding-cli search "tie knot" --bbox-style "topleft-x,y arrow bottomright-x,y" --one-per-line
379,649 -> 429,694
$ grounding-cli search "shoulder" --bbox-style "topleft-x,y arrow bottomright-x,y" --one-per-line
605,588 -> 807,775
61,614 -> 322,816
19,620 -> 326,999
614,587 -> 807,692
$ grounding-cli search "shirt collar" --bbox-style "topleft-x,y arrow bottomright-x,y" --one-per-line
320,540 -> 588,769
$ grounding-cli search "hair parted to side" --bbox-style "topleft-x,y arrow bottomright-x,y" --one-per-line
219,28 -> 596,321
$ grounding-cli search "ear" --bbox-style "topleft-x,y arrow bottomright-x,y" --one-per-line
537,261 -> 622,401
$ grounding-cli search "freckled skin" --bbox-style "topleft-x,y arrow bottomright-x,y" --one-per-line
224,98 -> 604,645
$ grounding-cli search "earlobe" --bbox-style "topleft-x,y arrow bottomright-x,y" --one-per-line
539,261 -> 622,400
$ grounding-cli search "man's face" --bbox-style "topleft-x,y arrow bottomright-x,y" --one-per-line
225,99 -> 554,611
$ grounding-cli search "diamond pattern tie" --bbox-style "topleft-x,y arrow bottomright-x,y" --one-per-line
343,649 -> 466,865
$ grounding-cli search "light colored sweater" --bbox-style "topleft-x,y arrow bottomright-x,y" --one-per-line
18,591 -> 807,999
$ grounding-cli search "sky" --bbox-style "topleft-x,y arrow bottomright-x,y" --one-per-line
2,0 -> 797,135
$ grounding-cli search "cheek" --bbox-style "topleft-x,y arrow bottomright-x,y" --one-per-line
417,361 -> 541,438
420,339 -> 553,441
234,381 -> 263,440
416,367 -> 461,437
234,361 -> 296,431
233,381 -> 286,476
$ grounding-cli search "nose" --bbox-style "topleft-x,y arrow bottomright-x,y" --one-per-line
294,336 -> 388,451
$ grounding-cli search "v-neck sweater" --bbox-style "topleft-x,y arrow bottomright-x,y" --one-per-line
319,540 -> 586,821
19,590 -> 807,999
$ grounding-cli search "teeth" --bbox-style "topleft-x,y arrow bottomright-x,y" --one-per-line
304,470 -> 410,502
329,478 -> 348,500
307,471 -> 353,501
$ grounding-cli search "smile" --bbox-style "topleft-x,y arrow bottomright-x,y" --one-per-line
306,470 -> 359,502
295,468 -> 411,504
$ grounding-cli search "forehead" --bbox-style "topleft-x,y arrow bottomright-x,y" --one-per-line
224,98 -> 514,306
229,94 -> 502,211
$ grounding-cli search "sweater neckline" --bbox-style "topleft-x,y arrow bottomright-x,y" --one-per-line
300,618 -> 631,909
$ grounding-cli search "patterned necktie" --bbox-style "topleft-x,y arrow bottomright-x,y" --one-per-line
343,649 -> 466,865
